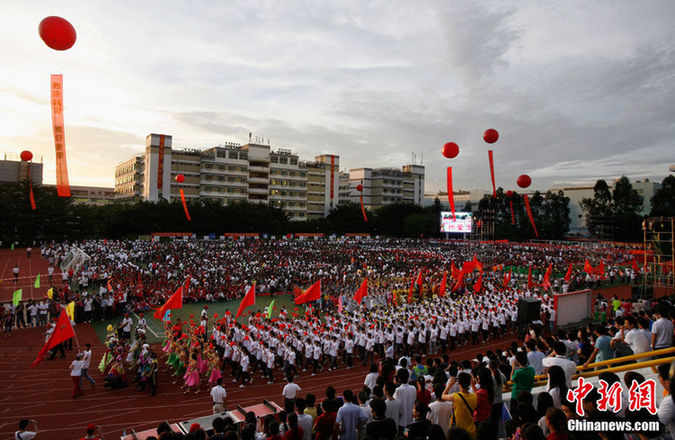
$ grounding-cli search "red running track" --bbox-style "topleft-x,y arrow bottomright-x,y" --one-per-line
0,321 -> 519,440
0,248 -> 60,304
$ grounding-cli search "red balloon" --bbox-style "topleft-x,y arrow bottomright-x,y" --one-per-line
517,175 -> 531,188
506,190 -> 514,197
175,174 -> 185,183
356,184 -> 363,192
483,129 -> 499,144
39,16 -> 77,51
20,150 -> 33,162
441,142 -> 459,159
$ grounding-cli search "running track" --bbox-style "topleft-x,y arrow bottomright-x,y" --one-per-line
0,248 -> 58,304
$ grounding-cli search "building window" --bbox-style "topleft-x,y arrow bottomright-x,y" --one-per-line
279,157 -> 288,165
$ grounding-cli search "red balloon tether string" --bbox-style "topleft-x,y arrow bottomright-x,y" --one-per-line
509,199 -> 515,224
180,189 -> 191,221
488,150 -> 496,198
447,167 -> 455,220
523,195 -> 538,237
359,194 -> 368,222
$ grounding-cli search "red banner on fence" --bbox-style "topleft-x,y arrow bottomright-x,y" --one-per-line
50,74 -> 71,197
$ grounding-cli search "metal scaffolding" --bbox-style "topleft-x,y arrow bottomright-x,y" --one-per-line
643,217 -> 675,294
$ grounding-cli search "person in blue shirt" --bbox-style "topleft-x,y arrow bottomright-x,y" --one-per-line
582,325 -> 614,369
336,389 -> 367,440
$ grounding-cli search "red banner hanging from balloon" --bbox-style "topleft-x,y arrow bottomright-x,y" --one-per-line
488,150 -> 496,198
446,167 -> 455,220
180,189 -> 191,221
359,194 -> 368,222
509,199 -> 515,224
27,164 -> 36,210
523,195 -> 538,237
50,74 -> 71,197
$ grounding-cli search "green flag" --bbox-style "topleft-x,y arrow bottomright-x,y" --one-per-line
10,243 -> 14,251
12,289 -> 22,306
266,299 -> 275,317
34,274 -> 40,288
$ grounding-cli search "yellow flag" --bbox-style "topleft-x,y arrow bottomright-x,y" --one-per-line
66,301 -> 75,321
47,287 -> 54,299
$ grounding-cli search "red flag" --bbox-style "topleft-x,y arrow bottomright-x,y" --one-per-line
596,259 -> 606,279
408,276 -> 415,302
564,263 -> 573,283
439,271 -> 448,298
107,279 -> 113,292
527,266 -> 535,289
295,280 -> 321,305
584,259 -> 594,274
542,263 -> 553,289
631,259 -> 639,273
416,269 -> 424,287
32,309 -> 75,367
235,285 -> 256,318
153,285 -> 183,319
451,261 -> 461,280
474,274 -> 483,293
353,278 -> 368,305
473,254 -> 483,273
503,268 -> 512,287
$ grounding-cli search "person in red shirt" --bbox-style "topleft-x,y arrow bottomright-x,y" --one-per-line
415,378 -> 431,405
474,370 -> 493,424
545,407 -> 568,440
313,400 -> 336,440
283,413 -> 303,440
80,423 -> 103,440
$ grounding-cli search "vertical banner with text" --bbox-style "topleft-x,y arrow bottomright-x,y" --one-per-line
50,74 -> 71,197
157,134 -> 165,190
330,155 -> 335,200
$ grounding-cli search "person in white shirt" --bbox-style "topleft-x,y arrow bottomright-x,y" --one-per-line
542,341 -> 576,387
427,383 -> 453,439
210,378 -> 227,414
15,419 -> 38,440
120,314 -> 133,341
364,364 -> 379,391
70,353 -> 85,398
652,306 -> 674,351
282,376 -> 301,413
393,368 -> 416,429
80,343 -> 96,387
295,398 -> 313,440
620,316 -> 650,356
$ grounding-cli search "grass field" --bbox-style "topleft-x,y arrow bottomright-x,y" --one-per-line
90,294 -> 303,344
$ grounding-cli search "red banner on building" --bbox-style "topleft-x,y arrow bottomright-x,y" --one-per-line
330,155 -> 335,200
50,74 -> 71,197
157,134 -> 165,189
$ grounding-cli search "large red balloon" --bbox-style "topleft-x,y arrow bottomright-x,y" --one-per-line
175,174 -> 185,183
483,129 -> 499,144
442,142 -> 459,159
517,175 -> 531,188
506,190 -> 513,197
20,150 -> 33,162
39,16 -> 77,51
356,184 -> 363,192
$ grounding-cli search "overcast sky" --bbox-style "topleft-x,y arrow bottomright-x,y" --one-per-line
1,1 -> 674,192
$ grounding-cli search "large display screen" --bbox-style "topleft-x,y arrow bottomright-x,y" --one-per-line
440,211 -> 473,233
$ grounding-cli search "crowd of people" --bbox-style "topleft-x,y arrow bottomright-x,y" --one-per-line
5,237 -> 671,440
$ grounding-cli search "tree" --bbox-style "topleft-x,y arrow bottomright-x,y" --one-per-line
650,175 -> 675,217
581,179 -> 614,239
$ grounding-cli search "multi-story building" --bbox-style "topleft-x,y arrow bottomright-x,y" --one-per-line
301,154 -> 341,219
114,134 -> 316,221
0,156 -> 43,186
42,184 -> 116,205
348,165 -> 425,210
423,189 -> 491,211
